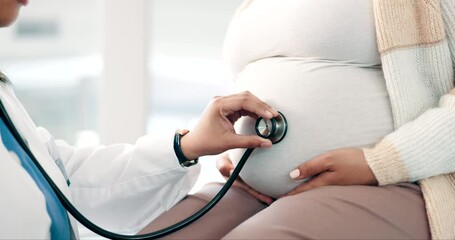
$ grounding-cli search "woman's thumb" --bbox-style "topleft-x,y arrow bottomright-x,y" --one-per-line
216,154 -> 235,177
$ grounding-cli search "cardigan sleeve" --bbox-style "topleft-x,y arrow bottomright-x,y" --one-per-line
362,0 -> 455,186
362,89 -> 455,185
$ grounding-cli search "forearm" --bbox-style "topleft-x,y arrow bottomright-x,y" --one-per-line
363,89 -> 455,185
54,131 -> 200,233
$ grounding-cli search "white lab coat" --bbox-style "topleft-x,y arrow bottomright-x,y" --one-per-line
0,84 -> 200,239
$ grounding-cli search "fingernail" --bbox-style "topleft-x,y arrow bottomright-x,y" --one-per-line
229,170 -> 234,176
264,110 -> 273,118
289,169 -> 300,179
260,141 -> 272,148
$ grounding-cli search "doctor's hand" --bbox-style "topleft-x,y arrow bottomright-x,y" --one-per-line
281,148 -> 378,198
217,153 -> 274,205
180,91 -> 278,160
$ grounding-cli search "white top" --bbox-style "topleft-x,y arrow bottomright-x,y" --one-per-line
0,84 -> 200,238
224,0 -> 382,75
225,0 -> 394,197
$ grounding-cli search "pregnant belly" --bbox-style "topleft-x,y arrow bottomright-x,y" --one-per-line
229,57 -> 394,198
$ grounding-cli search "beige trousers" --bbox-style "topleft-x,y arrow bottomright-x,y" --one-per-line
139,182 -> 429,239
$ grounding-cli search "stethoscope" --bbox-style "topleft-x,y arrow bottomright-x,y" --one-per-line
0,100 -> 287,240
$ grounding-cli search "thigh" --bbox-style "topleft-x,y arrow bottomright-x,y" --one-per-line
138,182 -> 266,239
223,183 -> 430,239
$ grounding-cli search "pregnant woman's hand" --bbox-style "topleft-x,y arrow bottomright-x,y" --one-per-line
281,148 -> 378,197
217,153 -> 274,205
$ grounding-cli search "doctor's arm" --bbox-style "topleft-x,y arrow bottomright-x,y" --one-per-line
47,91 -> 277,235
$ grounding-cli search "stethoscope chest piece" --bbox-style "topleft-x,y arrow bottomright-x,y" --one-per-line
255,111 -> 288,144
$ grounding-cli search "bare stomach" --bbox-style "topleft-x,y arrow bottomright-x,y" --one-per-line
229,57 -> 393,198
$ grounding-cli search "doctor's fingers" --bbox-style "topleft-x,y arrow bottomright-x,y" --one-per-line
225,110 -> 258,125
213,91 -> 278,119
226,134 -> 273,150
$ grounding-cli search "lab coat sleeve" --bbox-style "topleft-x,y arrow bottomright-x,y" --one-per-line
37,128 -> 200,236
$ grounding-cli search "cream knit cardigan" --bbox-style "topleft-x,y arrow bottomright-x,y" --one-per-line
363,0 -> 455,239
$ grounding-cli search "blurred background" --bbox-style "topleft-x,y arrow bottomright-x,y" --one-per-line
0,0 -> 244,192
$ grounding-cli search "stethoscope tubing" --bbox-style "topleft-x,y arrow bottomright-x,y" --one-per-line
0,100 -> 255,240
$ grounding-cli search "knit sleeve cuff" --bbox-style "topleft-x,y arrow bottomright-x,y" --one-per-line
362,139 -> 410,186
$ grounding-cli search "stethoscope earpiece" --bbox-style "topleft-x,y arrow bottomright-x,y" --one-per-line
255,111 -> 288,144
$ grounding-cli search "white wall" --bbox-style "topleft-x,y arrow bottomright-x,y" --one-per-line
100,0 -> 148,144
0,0 -> 103,58
0,0 -> 244,146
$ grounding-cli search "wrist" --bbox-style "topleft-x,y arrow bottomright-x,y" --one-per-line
174,129 -> 199,167
179,131 -> 199,161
